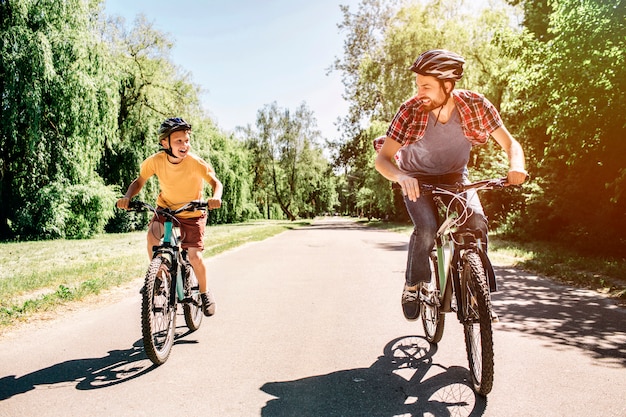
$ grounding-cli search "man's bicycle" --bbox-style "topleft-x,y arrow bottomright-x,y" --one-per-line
417,178 -> 509,396
126,200 -> 209,365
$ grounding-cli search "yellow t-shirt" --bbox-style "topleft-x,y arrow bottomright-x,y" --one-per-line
140,152 -> 215,218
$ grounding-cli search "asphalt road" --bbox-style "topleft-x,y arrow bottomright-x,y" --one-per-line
1,217 -> 625,417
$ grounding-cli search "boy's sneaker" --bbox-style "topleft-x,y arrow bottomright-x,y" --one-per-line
401,287 -> 420,321
200,292 -> 216,317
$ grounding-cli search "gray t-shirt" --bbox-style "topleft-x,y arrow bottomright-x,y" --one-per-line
396,107 -> 471,177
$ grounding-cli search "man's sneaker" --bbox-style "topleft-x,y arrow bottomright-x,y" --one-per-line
200,292 -> 215,317
401,286 -> 420,321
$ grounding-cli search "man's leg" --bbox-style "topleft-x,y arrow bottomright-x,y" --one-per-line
402,195 -> 438,320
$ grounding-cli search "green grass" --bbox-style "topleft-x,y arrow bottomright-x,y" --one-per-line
365,220 -> 626,303
0,220 -> 309,331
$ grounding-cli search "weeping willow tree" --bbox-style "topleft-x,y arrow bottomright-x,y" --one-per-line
0,0 -> 119,239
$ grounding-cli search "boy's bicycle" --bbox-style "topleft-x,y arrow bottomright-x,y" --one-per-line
417,178 -> 509,396
126,200 -> 209,365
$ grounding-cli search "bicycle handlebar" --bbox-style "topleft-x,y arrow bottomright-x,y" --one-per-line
123,200 -> 209,216
419,178 -> 508,195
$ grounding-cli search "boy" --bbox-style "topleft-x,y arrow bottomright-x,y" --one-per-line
116,117 -> 223,316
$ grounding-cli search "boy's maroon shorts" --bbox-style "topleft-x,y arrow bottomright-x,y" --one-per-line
150,212 -> 207,250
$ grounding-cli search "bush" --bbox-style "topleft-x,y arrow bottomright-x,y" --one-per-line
14,179 -> 118,239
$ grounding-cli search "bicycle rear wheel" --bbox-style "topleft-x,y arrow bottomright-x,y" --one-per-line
460,251 -> 494,396
183,262 -> 203,331
421,254 -> 445,343
141,256 -> 176,365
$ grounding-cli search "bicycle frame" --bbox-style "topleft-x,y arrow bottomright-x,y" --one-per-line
424,179 -> 504,315
153,219 -> 186,303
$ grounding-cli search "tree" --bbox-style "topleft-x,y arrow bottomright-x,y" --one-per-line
0,0 -> 118,239
246,102 -> 337,220
503,0 -> 626,253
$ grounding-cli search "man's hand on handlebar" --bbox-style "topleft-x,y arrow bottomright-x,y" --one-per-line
506,169 -> 528,186
397,174 -> 420,202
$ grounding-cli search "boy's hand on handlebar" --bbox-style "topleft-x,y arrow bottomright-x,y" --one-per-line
116,197 -> 131,210
207,198 -> 222,210
397,174 -> 420,202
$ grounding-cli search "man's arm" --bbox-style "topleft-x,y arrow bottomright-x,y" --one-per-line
490,126 -> 527,185
374,137 -> 421,201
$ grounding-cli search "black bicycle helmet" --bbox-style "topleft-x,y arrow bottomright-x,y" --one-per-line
158,117 -> 192,142
409,49 -> 465,81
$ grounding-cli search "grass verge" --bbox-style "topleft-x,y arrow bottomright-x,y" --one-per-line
365,219 -> 626,304
0,220 -> 309,333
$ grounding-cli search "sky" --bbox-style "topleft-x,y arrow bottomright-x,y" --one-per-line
103,0 -> 364,140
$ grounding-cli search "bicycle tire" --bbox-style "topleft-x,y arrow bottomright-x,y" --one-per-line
421,254 -> 445,343
183,262 -> 203,331
141,256 -> 176,365
460,251 -> 494,396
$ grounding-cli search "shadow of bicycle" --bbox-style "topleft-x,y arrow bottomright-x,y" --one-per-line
261,335 -> 486,417
0,320 -> 199,401
0,339 -> 153,400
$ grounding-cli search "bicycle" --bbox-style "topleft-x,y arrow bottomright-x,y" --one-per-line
126,200 -> 209,365
417,178 -> 509,396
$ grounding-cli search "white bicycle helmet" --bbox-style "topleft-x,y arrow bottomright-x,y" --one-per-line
409,49 -> 465,81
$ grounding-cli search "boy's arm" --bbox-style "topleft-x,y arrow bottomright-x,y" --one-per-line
116,176 -> 146,209
206,172 -> 223,209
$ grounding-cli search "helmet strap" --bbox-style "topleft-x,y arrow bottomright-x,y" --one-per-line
433,81 -> 454,127
159,134 -> 177,158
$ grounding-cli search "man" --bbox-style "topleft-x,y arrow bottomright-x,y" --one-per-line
375,49 -> 527,320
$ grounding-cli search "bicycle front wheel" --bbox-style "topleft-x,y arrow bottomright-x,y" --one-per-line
183,262 -> 203,331
421,254 -> 445,343
141,256 -> 176,365
460,251 -> 494,396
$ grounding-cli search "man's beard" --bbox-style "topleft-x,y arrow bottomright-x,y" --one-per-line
421,95 -> 446,112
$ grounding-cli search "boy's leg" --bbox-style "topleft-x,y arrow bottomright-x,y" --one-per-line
187,248 -> 207,292
188,248 -> 215,316
180,215 -> 215,316
147,218 -> 163,260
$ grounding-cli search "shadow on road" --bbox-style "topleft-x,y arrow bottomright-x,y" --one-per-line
261,336 -> 486,417
0,323 -> 200,400
0,339 -> 153,400
492,266 -> 626,367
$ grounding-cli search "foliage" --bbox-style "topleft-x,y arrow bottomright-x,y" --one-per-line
502,0 -> 626,254
96,14 -> 203,213
0,0 -> 118,238
14,179 -> 118,239
244,102 -> 338,220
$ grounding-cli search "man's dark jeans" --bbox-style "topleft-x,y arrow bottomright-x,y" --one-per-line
403,188 -> 488,287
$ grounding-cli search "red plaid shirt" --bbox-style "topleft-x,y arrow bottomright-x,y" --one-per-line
385,89 -> 503,147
